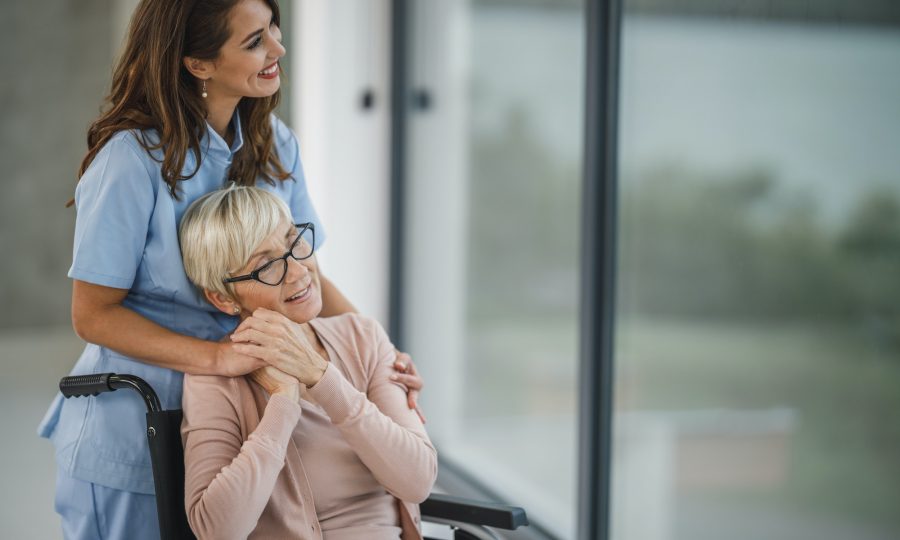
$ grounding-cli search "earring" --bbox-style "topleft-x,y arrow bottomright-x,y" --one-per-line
201,79 -> 208,99
233,306 -> 240,314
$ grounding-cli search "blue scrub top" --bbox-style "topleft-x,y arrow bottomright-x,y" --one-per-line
38,112 -> 326,494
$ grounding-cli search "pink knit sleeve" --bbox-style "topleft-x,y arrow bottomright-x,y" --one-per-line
181,375 -> 302,540
307,319 -> 438,503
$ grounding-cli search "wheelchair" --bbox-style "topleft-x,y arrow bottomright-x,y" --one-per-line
59,373 -> 529,540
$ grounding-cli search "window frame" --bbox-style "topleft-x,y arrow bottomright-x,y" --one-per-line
578,1 -> 622,539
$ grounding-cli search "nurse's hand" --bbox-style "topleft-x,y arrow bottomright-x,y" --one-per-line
391,351 -> 427,424
215,341 -> 267,377
230,309 -> 328,387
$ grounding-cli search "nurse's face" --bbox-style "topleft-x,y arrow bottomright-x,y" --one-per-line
229,221 -> 323,324
205,0 -> 285,101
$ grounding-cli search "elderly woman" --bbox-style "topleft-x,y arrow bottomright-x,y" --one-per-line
178,185 -> 437,540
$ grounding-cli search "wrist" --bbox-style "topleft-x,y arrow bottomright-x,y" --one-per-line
305,358 -> 328,388
274,383 -> 301,403
208,341 -> 227,376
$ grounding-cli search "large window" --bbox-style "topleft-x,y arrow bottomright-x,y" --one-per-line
400,0 -> 584,536
612,3 -> 900,539
398,1 -> 900,539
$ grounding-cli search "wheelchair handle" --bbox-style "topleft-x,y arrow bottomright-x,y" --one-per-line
59,373 -> 162,413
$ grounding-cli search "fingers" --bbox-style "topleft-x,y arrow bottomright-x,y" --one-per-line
389,372 -> 422,389
221,348 -> 266,376
391,360 -> 423,391
393,352 -> 421,381
234,316 -> 277,335
231,328 -> 276,346
233,342 -> 301,377
232,342 -> 269,360
389,369 -> 426,423
235,357 -> 267,376
394,351 -> 412,368
415,405 -> 427,424
393,360 -> 408,374
233,317 -> 251,333
405,359 -> 420,377
249,365 -> 299,396
401,383 -> 426,424
250,308 -> 290,325
234,310 -> 291,335
234,312 -> 274,333
233,318 -> 261,338
248,367 -> 268,384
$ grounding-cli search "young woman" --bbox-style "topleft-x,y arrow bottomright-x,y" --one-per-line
179,185 -> 436,539
39,1 -> 423,538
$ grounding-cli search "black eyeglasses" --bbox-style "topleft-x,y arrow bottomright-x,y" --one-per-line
223,223 -> 315,286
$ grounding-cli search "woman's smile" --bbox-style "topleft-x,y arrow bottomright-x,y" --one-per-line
258,61 -> 279,79
284,283 -> 312,304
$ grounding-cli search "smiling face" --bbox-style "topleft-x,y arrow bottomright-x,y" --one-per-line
228,221 -> 323,323
201,0 -> 286,102
178,186 -> 324,323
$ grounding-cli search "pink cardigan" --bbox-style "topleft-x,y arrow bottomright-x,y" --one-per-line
181,314 -> 437,539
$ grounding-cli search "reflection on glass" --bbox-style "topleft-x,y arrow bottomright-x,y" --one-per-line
404,0 -> 583,536
614,5 -> 900,540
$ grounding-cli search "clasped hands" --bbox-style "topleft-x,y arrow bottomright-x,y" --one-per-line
230,308 -> 327,394
226,308 -> 425,422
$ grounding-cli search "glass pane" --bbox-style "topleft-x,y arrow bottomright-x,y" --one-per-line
613,4 -> 900,540
402,0 -> 584,535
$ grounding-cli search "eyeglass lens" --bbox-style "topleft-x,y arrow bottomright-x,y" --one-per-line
256,226 -> 314,285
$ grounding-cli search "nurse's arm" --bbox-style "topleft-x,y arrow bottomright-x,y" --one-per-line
71,280 -> 265,376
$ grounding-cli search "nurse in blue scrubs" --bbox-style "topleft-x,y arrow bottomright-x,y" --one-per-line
39,1 -> 424,538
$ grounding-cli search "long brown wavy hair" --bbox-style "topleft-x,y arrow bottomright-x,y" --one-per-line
70,0 -> 290,206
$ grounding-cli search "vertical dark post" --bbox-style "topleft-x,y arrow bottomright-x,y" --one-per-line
578,0 -> 621,539
388,0 -> 409,348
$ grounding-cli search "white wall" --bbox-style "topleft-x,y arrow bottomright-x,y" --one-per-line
292,0 -> 393,326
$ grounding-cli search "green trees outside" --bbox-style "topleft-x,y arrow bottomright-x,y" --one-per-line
464,111 -> 900,530
468,112 -> 900,349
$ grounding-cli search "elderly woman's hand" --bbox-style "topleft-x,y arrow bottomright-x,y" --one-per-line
214,334 -> 268,377
230,308 -> 328,387
250,365 -> 301,402
391,351 -> 426,424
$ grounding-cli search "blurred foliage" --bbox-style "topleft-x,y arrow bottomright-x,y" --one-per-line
465,105 -> 900,530
619,165 -> 900,348
467,107 -> 900,347
468,106 -> 580,321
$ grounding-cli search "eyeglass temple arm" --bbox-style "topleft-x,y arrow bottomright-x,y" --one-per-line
223,275 -> 255,284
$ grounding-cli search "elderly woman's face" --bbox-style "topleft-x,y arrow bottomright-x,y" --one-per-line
230,221 -> 322,322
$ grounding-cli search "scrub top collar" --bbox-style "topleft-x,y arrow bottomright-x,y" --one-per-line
203,109 -> 244,162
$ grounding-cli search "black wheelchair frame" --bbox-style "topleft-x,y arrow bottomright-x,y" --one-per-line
59,373 -> 529,540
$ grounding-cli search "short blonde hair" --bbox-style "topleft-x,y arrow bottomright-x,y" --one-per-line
179,185 -> 293,299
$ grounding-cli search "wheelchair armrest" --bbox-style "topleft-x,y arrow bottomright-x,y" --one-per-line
420,493 -> 528,530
